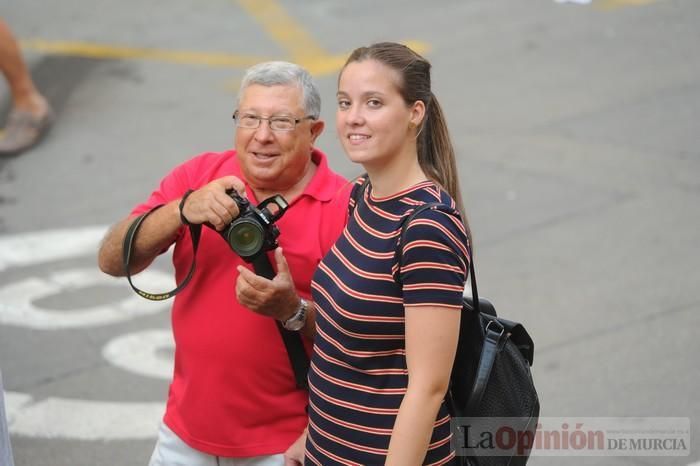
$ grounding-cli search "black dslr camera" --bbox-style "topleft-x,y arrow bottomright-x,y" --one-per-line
217,189 -> 289,262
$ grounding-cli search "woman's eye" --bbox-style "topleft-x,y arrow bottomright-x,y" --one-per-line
337,100 -> 350,109
367,99 -> 382,108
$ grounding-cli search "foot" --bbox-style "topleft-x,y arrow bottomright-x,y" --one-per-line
0,104 -> 55,156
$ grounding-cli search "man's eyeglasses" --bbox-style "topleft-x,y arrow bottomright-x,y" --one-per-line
232,111 -> 316,132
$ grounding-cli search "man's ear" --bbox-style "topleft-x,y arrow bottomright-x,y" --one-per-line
309,119 -> 325,144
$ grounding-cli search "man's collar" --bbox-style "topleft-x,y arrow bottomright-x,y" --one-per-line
301,148 -> 336,202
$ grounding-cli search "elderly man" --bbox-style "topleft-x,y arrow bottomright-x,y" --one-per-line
98,61 -> 349,466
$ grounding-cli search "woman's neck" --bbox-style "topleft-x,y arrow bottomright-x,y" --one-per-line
365,149 -> 427,198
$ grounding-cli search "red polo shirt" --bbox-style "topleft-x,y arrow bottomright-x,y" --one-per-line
132,149 -> 349,456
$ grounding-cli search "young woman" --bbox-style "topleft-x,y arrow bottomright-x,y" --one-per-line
304,42 -> 471,465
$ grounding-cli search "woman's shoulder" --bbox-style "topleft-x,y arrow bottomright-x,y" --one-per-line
399,182 -> 459,217
400,183 -> 467,245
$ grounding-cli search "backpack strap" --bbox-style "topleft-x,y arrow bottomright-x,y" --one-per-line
397,203 -> 490,419
398,203 -> 535,423
396,202 -> 478,305
352,178 -> 477,300
464,316 -> 507,415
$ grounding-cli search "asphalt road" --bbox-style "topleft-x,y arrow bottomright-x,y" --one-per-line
1,1 -> 699,465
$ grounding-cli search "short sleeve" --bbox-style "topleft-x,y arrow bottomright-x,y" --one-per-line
130,161 -> 193,217
397,207 -> 469,310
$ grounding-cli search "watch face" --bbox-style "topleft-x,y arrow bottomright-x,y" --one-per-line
284,299 -> 307,331
285,318 -> 305,331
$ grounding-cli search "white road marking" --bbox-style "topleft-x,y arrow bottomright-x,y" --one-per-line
0,226 -> 107,272
3,329 -> 173,439
3,392 -> 32,425
4,391 -> 162,439
0,268 -> 172,329
0,226 -> 174,439
102,330 -> 174,380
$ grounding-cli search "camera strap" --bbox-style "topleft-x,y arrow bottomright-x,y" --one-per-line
252,255 -> 310,391
123,205 -> 309,390
122,205 -> 202,300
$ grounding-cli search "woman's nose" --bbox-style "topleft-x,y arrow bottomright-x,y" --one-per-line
345,106 -> 364,126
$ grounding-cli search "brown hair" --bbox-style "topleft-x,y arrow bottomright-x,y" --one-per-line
341,42 -> 471,240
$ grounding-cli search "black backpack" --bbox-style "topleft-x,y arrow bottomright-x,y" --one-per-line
398,203 -> 540,466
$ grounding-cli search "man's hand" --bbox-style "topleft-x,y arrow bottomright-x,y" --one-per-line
283,428 -> 307,466
236,247 -> 299,321
180,175 -> 245,230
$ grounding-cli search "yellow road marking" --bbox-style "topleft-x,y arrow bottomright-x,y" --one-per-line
20,37 -> 429,79
236,0 -> 328,62
236,0 -> 430,76
19,0 -> 430,79
21,39 -> 271,68
596,0 -> 662,9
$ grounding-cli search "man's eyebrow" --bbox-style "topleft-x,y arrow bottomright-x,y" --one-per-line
238,109 -> 295,116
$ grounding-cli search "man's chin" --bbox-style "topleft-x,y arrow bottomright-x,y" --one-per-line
242,163 -> 278,181
245,170 -> 289,192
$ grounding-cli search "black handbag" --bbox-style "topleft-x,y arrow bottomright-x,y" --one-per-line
398,203 -> 540,466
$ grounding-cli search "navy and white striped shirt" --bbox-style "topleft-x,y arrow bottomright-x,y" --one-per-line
305,178 -> 469,466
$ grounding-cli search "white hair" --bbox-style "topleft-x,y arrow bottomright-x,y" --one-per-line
238,61 -> 321,118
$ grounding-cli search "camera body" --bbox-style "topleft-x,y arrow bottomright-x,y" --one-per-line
218,190 -> 289,262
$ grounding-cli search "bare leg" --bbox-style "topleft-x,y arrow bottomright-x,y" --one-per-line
0,18 -> 53,155
0,18 -> 48,116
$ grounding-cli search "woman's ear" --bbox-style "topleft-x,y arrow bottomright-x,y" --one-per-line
409,100 -> 426,128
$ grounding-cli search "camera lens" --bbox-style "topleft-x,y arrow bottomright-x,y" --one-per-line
226,219 -> 264,258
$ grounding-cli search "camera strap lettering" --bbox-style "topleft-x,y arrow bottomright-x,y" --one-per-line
252,255 -> 310,391
122,205 -> 202,300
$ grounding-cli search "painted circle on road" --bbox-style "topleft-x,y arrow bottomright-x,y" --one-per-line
1,226 -> 175,439
102,329 -> 174,380
0,268 -> 172,329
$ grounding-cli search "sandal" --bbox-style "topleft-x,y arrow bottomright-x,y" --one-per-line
0,106 -> 55,156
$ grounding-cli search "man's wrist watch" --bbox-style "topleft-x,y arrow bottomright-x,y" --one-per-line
282,298 -> 308,331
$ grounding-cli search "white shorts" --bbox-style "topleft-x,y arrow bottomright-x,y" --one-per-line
148,422 -> 284,466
